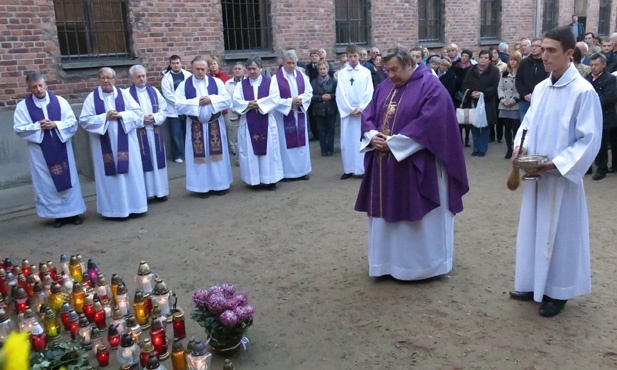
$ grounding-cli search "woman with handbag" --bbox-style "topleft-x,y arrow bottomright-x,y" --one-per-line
452,49 -> 475,147
497,51 -> 522,159
461,50 -> 500,157
310,61 -> 338,157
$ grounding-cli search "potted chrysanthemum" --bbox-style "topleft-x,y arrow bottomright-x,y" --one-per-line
191,283 -> 254,355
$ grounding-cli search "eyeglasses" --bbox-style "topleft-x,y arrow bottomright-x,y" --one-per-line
99,76 -> 115,81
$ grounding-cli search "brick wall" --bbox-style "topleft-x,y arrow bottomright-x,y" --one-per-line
0,0 -> 607,112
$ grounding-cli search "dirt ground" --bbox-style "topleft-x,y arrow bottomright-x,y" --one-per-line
2,139 -> 617,370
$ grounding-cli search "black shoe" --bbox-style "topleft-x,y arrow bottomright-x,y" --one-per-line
509,291 -> 534,301
309,136 -> 319,142
471,152 -> 478,156
592,171 -> 606,181
340,173 -> 353,180
70,215 -> 83,225
128,213 -> 145,219
505,149 -> 513,159
327,152 -> 333,156
586,167 -> 593,175
539,297 -> 567,317
464,141 -> 471,148
321,152 -> 326,157
300,175 -> 310,181
477,153 -> 485,157
608,167 -> 615,173
265,183 -> 276,191
497,139 -> 503,143
198,192 -> 210,199
156,196 -> 168,202
213,189 -> 228,196
53,218 -> 65,228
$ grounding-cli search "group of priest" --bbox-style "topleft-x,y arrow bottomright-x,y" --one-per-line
13,45 -> 376,227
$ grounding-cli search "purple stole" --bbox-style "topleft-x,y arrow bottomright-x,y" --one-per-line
275,69 -> 306,149
184,75 -> 223,162
25,92 -> 72,192
242,77 -> 271,155
93,87 -> 129,176
129,85 -> 166,172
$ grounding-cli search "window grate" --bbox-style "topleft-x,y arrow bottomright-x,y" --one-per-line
418,0 -> 444,43
53,0 -> 131,60
222,0 -> 272,52
480,0 -> 501,40
542,0 -> 559,33
335,0 -> 370,45
598,0 -> 611,36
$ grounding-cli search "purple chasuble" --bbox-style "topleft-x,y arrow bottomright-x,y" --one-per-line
184,75 -> 223,162
129,84 -> 166,172
275,68 -> 306,149
355,64 -> 469,222
93,87 -> 129,176
25,92 -> 72,192
242,77 -> 271,155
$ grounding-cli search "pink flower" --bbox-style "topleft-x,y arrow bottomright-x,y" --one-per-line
192,289 -> 209,309
221,283 -> 236,299
232,291 -> 248,306
219,310 -> 239,327
206,286 -> 223,299
224,296 -> 242,310
206,293 -> 226,314
234,305 -> 255,321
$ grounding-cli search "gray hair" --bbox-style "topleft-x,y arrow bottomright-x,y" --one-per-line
576,41 -> 588,53
25,71 -> 45,83
283,50 -> 298,62
440,56 -> 452,67
498,42 -> 508,52
98,67 -> 116,78
428,56 -> 441,65
589,52 -> 607,64
129,64 -> 146,77
382,45 -> 415,68
245,57 -> 262,68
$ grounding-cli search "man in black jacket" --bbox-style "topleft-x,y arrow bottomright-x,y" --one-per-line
585,53 -> 617,180
515,38 -> 548,120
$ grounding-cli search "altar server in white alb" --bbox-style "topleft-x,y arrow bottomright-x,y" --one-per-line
233,57 -> 283,190
509,26 -> 602,317
79,67 -> 147,219
336,44 -> 374,180
271,50 -> 313,181
175,56 -> 233,198
13,72 -> 86,228
126,65 -> 169,201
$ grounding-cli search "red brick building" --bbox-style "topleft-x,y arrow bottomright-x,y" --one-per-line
0,0 -> 615,111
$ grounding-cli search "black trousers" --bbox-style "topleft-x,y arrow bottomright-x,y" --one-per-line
308,111 -> 319,140
596,127 -> 617,171
314,114 -> 336,154
500,117 -> 520,150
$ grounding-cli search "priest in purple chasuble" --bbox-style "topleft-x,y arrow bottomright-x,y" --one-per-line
13,72 -> 86,227
174,56 -> 233,197
79,67 -> 147,218
271,50 -> 313,180
126,65 -> 169,201
355,46 -> 469,281
232,57 -> 283,189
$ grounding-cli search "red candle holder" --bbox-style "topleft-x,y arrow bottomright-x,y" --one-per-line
107,325 -> 121,350
93,308 -> 106,330
96,345 -> 110,367
14,297 -> 28,314
145,295 -> 153,316
150,325 -> 168,359
30,332 -> 48,352
172,312 -> 186,340
83,303 -> 95,322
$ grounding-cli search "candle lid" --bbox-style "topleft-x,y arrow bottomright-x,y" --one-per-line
0,308 -> 8,321
137,261 -> 152,276
171,340 -> 184,352
97,274 -> 107,287
146,354 -> 161,369
152,279 -> 169,295
141,338 -> 155,352
107,324 -> 119,336
120,332 -> 134,347
191,339 -> 207,356
39,262 -> 50,274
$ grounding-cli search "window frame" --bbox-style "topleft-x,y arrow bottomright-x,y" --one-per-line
418,0 -> 444,44
335,0 -> 371,46
480,0 -> 501,41
542,0 -> 559,33
598,0 -> 611,36
222,0 -> 273,53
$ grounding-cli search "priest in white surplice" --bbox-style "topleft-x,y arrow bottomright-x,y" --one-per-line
336,45 -> 374,179
271,50 -> 313,180
126,65 -> 169,201
509,27 -> 602,317
79,67 -> 147,219
13,72 -> 86,228
175,56 -> 233,198
233,57 -> 283,190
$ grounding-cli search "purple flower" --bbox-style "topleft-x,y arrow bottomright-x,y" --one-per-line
206,286 -> 223,299
219,310 -> 239,327
224,296 -> 242,310
221,283 -> 236,299
192,289 -> 209,309
234,305 -> 255,321
206,293 -> 227,314
232,291 -> 248,306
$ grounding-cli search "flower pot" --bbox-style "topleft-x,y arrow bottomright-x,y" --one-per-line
207,334 -> 245,356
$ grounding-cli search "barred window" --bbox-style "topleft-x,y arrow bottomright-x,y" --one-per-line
222,0 -> 272,52
53,0 -> 131,60
335,0 -> 370,45
480,0 -> 501,40
542,0 -> 559,33
598,0 -> 611,36
418,0 -> 444,43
